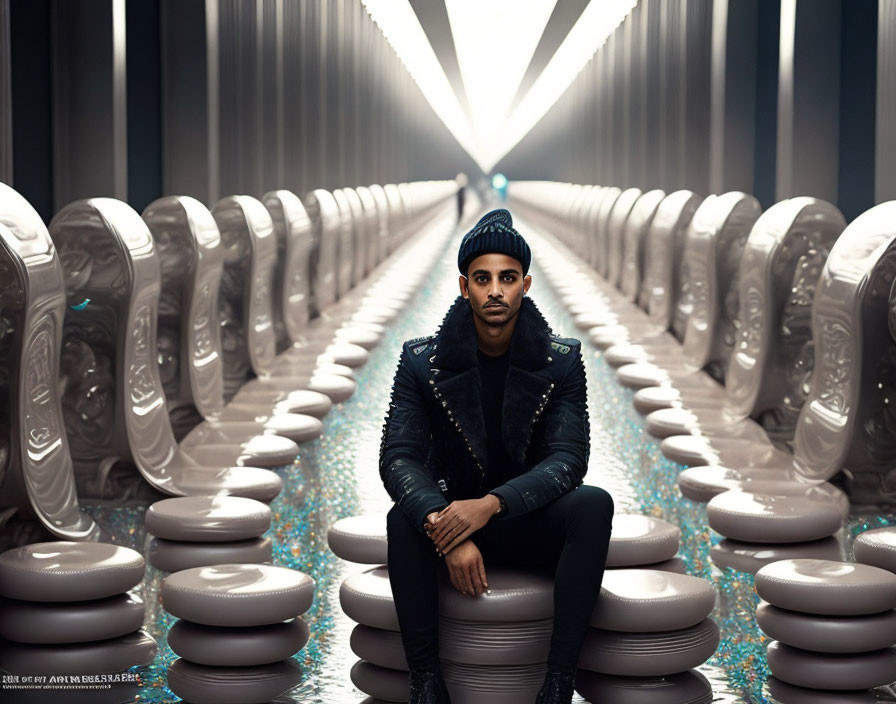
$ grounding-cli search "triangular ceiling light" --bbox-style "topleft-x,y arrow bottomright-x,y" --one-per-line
445,0 -> 557,170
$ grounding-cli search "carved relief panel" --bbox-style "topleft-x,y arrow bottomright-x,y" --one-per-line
642,190 -> 702,339
592,187 -> 621,274
262,190 -> 312,351
355,186 -> 380,285
342,187 -> 367,291
680,192 -> 761,383
367,185 -> 391,270
331,189 -> 356,300
305,189 -> 341,316
0,182 -> 97,538
619,189 -> 665,301
792,204 -> 896,507
725,198 -> 845,448
143,196 -> 226,439
383,184 -> 405,256
605,188 -> 642,288
211,197 -> 277,401
50,198 -> 183,497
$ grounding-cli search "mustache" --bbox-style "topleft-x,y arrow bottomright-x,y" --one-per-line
483,300 -> 508,308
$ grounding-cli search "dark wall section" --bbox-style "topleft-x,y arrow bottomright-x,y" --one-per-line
126,0 -> 162,212
838,0 -> 877,222
753,0 -> 780,209
9,0 -> 53,221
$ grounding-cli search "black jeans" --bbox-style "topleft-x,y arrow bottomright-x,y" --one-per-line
386,484 -> 614,674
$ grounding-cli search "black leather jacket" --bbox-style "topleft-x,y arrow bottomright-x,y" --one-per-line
379,295 -> 591,532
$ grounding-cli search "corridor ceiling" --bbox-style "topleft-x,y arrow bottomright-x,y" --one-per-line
362,0 -> 637,173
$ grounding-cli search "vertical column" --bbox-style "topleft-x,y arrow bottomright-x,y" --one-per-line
259,0 -> 283,194
0,0 -> 11,186
613,23 -> 628,187
218,0 -> 261,197
838,0 -> 876,219
776,0 -> 840,203
9,1 -> 53,220
126,0 -> 161,211
753,0 -> 780,208
323,0 -> 340,188
630,1 -> 648,189
595,48 -> 608,184
161,0 -> 218,204
683,0 -> 712,196
877,1 -> 896,202
282,0 -> 301,193
52,0 -> 127,208
301,0 -> 321,191
643,0 -> 662,190
606,32 -> 618,184
710,0 -> 758,194
660,0 -> 685,191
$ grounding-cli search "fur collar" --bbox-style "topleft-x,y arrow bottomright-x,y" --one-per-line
429,296 -> 556,468
431,295 -> 554,372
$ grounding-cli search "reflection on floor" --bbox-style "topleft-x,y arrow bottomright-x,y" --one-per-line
82,215 -> 896,703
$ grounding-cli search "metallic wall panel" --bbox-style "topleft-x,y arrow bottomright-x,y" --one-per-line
644,0 -> 662,190
217,0 -> 261,197
300,0 -> 322,191
660,0 -> 685,191
710,0 -> 758,194
282,0 -> 302,193
160,0 -> 217,205
877,0 -> 896,202
613,23 -> 628,187
51,0 -> 128,208
683,0 -> 712,197
259,0 -> 283,194
776,0 -> 841,203
630,1 -> 648,188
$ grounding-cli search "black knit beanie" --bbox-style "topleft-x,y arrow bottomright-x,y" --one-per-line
457,209 -> 531,276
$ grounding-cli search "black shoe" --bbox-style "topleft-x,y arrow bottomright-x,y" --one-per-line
535,671 -> 576,704
408,668 -> 451,704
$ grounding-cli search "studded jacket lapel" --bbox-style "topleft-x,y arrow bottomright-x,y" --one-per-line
430,296 -> 556,468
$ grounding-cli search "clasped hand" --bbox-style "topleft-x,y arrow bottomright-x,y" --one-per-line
424,496 -> 499,597
424,496 -> 499,555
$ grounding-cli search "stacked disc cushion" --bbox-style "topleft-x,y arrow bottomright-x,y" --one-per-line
162,563 -> 314,704
329,512 -> 712,702
755,559 -> 896,690
145,495 -> 273,572
575,567 -> 719,699
706,489 -> 843,545
343,565 -> 555,703
0,542 -> 157,674
854,527 -> 896,574
607,513 -> 686,573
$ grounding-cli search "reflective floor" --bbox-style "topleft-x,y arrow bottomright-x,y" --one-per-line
81,215 -> 896,703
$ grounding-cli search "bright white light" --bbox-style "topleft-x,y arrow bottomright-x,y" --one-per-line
445,0 -> 556,165
483,0 -> 638,171
361,0 -> 478,164
362,0 -> 637,174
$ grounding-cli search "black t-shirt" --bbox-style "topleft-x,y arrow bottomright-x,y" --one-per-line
477,348 -> 514,489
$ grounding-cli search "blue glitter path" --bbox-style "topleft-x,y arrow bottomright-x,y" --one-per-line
78,211 -> 896,703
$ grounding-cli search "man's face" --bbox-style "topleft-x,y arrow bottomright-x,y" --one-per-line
459,253 -> 531,328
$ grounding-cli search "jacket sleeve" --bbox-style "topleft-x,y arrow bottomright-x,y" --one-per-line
379,343 -> 449,532
489,343 -> 589,519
